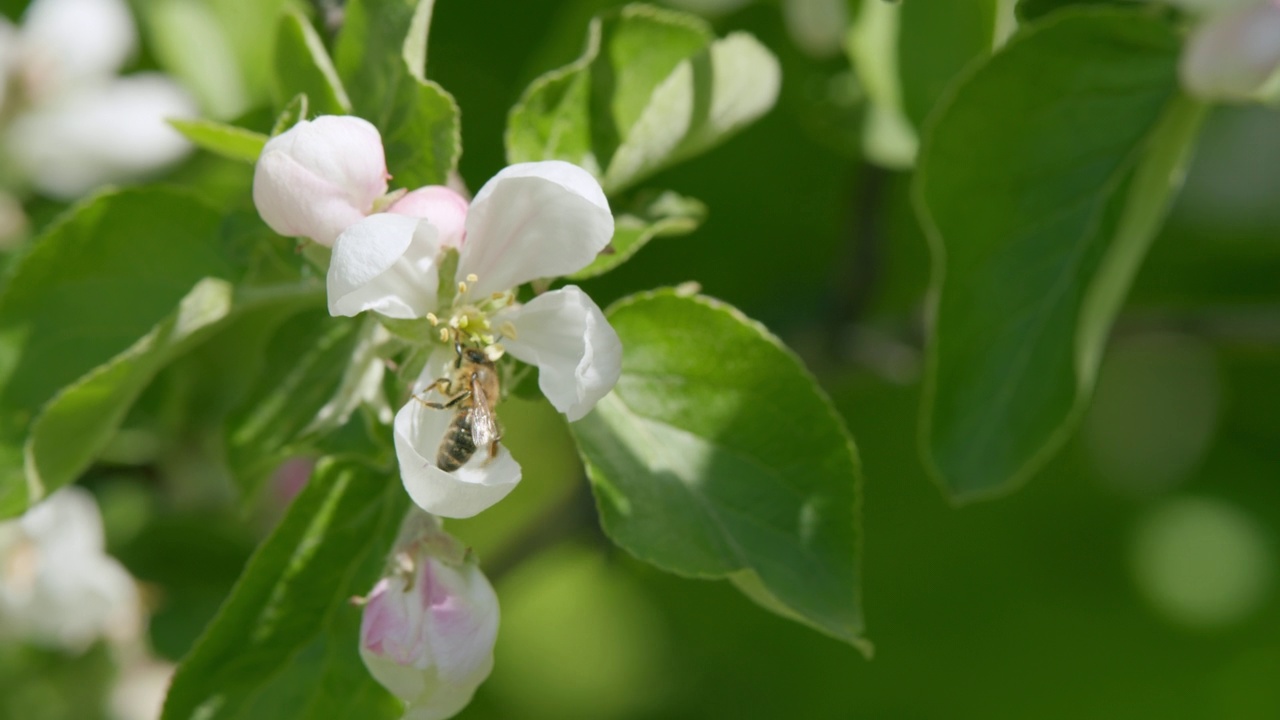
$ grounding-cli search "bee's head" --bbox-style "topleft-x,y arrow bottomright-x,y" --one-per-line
463,348 -> 488,365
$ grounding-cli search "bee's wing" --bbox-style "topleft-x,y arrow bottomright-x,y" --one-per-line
468,382 -> 500,447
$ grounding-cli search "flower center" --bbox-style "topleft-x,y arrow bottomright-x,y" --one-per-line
425,273 -> 516,359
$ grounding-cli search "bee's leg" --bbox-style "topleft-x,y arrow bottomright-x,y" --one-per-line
415,390 -> 471,410
453,341 -> 464,369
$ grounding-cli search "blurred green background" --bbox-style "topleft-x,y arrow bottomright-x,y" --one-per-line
4,0 -> 1280,718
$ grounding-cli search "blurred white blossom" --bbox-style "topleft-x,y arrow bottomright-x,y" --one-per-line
0,0 -> 196,199
1168,0 -> 1280,102
0,486 -> 142,652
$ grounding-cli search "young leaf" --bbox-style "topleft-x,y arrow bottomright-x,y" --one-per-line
225,311 -> 369,504
161,458 -> 407,720
272,94 -> 311,136
168,119 -> 268,163
569,190 -> 706,280
570,290 -> 869,652
380,79 -> 462,189
507,5 -> 780,195
916,8 -> 1203,500
334,0 -> 459,184
273,7 -> 352,116
0,189 -> 235,516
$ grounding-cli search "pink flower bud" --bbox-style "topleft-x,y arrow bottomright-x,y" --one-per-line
1181,0 -> 1280,101
252,115 -> 389,247
387,185 -> 470,249
359,513 -> 498,720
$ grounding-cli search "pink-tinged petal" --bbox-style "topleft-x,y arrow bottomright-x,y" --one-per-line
458,161 -> 613,296
1181,1 -> 1280,101
393,353 -> 521,518
20,0 -> 136,96
5,74 -> 195,199
497,286 -> 621,422
359,516 -> 499,718
388,186 -> 470,249
328,214 -> 441,319
253,115 -> 388,246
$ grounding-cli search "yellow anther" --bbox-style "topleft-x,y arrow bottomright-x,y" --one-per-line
491,292 -> 505,301
457,281 -> 468,295
425,312 -> 439,326
484,344 -> 505,361
481,334 -> 496,345
438,327 -> 450,342
457,315 -> 469,329
466,273 -> 479,283
499,321 -> 518,340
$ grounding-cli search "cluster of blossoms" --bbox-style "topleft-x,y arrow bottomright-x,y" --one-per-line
0,0 -> 193,223
253,114 -> 623,717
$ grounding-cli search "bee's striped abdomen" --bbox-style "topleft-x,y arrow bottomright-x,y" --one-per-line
437,410 -> 478,471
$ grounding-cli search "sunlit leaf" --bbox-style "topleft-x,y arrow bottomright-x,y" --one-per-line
571,290 -> 869,651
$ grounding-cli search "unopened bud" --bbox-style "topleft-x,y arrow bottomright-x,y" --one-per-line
359,512 -> 498,720
253,116 -> 389,247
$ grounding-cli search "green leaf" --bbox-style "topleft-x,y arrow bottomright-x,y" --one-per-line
168,119 -> 268,163
0,189 -> 235,515
915,8 -> 1203,500
569,190 -> 706,280
225,312 -> 370,503
898,0 -> 998,130
570,290 -> 869,651
272,94 -> 310,136
381,78 -> 462,189
507,5 -> 780,195
334,0 -> 459,184
273,7 -> 352,116
161,458 -> 407,720
1016,0 -> 1125,23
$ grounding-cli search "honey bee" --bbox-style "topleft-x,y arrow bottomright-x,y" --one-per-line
419,342 -> 502,471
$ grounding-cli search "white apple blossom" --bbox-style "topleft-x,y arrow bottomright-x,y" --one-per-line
360,511 -> 498,720
341,160 -> 619,518
1167,0 -> 1280,101
251,114 -> 622,518
0,486 -> 141,651
0,0 -> 196,199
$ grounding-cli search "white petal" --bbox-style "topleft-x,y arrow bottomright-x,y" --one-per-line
1180,2 -> 1280,101
328,214 -> 441,319
20,0 -> 137,95
5,74 -> 196,198
388,185 -> 470,249
393,355 -> 521,518
783,0 -> 849,58
497,286 -> 621,422
253,115 -> 388,246
458,161 -> 612,296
